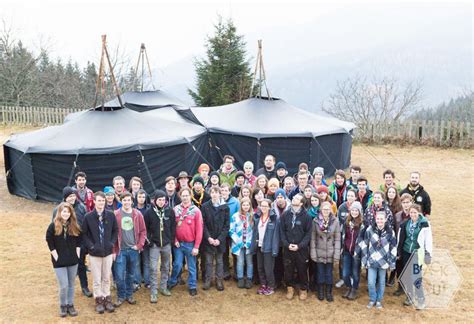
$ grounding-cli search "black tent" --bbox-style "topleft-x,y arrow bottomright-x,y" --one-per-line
176,97 -> 355,176
4,107 -> 209,202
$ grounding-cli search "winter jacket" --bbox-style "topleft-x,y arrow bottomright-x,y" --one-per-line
397,215 -> 433,260
72,185 -> 95,212
271,200 -> 291,219
251,210 -> 280,256
337,201 -> 351,226
310,214 -> 341,263
328,182 -> 348,207
341,221 -> 364,255
82,209 -> 118,257
400,185 -> 432,215
46,222 -> 81,268
357,189 -> 373,212
113,208 -> 147,254
279,207 -> 312,250
378,183 -> 402,193
173,203 -> 203,249
165,192 -> 181,210
201,200 -> 230,254
224,196 -> 240,219
363,202 -> 395,230
143,206 -> 176,248
229,211 -> 254,255
357,224 -> 397,270
394,210 -> 410,237
256,167 -> 277,181
218,165 -> 238,187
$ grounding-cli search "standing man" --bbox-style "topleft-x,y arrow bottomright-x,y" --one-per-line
201,186 -> 230,291
289,171 -> 311,200
279,194 -> 312,301
255,155 -> 277,180
82,192 -> 118,314
328,169 -> 348,208
113,192 -> 147,307
167,188 -> 203,296
220,183 -> 240,280
73,171 -> 95,212
346,165 -> 362,190
356,176 -> 373,212
218,155 -> 238,187
379,169 -> 402,192
400,171 -> 431,217
164,176 -> 181,210
144,190 -> 176,303
113,176 -> 126,210
275,162 -> 288,186
191,176 -> 211,209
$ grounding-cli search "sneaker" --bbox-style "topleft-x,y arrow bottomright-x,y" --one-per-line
367,301 -> 375,309
150,294 -> 158,303
216,280 -> 224,291
133,284 -> 141,292
82,287 -> 93,298
126,296 -> 137,305
159,288 -> 172,296
257,285 -> 267,295
299,289 -> 308,301
59,305 -> 67,318
67,304 -> 78,317
375,301 -> 383,309
245,278 -> 253,289
415,301 -> 426,310
237,279 -> 245,289
202,281 -> 211,290
264,287 -> 274,296
335,279 -> 345,288
114,298 -> 125,308
189,288 -> 198,296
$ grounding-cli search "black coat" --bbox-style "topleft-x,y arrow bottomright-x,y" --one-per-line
82,209 -> 118,257
201,200 -> 230,254
279,207 -> 312,250
256,167 -> 277,180
400,185 -> 431,215
165,192 -> 181,210
143,206 -> 176,248
46,223 -> 81,268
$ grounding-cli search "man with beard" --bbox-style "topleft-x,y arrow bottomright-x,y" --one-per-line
275,162 -> 288,187
271,188 -> 290,288
400,171 -> 431,217
279,194 -> 312,301
73,171 -> 95,212
255,155 -> 277,180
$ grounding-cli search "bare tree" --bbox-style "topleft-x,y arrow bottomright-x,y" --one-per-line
322,75 -> 423,135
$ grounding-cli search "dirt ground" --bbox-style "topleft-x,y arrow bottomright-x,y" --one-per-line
0,125 -> 473,323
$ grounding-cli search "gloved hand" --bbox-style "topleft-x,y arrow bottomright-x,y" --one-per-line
424,251 -> 432,264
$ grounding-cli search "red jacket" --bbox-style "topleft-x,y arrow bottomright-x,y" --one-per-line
173,203 -> 203,249
74,186 -> 95,212
113,208 -> 147,254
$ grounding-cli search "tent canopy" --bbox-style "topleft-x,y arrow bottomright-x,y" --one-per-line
5,108 -> 206,154
186,97 -> 355,138
99,90 -> 187,111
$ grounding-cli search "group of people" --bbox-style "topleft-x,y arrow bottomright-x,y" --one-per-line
46,154 -> 433,317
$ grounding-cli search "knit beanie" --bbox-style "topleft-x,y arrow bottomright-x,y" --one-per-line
313,167 -> 324,176
274,188 -> 287,200
276,161 -> 287,171
153,189 -> 166,200
350,201 -> 363,215
62,186 -> 76,201
317,186 -> 329,194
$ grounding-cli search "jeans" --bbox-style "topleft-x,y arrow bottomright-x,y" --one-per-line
114,248 -> 139,299
236,248 -> 253,280
54,265 -> 78,306
77,247 -> 88,289
256,249 -> 275,288
316,262 -> 333,285
205,251 -> 224,282
168,242 -> 197,289
149,244 -> 171,294
342,251 -> 360,289
368,267 -> 386,302
135,246 -> 150,285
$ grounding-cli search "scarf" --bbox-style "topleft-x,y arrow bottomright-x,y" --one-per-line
192,190 -> 204,208
153,206 -> 165,232
240,212 -> 251,243
176,204 -> 194,227
308,206 -> 320,219
317,215 -> 330,232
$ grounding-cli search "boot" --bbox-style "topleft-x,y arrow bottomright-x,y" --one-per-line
316,284 -> 324,301
104,295 -> 115,313
59,305 -> 67,317
82,287 -> 93,298
66,304 -> 78,317
202,280 -> 211,290
95,297 -> 105,314
325,284 -> 334,302
393,285 -> 404,296
286,286 -> 295,300
347,288 -> 358,300
216,279 -> 224,291
299,289 -> 308,301
342,287 -> 351,299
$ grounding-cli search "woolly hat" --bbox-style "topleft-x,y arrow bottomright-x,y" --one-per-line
276,161 -> 287,171
243,161 -> 254,169
313,167 -> 324,176
103,186 -> 115,196
62,186 -> 76,201
193,176 -> 205,187
235,171 -> 245,180
153,189 -> 166,200
274,188 -> 287,200
317,186 -> 329,194
350,201 -> 363,215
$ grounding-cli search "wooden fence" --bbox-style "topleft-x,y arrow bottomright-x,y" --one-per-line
0,106 -> 84,126
354,120 -> 473,148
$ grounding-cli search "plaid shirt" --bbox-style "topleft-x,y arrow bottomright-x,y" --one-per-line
357,224 -> 397,270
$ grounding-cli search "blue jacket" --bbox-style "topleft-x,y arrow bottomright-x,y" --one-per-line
225,196 -> 240,219
251,210 -> 280,256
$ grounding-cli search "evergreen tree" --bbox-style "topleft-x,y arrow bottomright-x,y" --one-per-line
189,17 -> 252,106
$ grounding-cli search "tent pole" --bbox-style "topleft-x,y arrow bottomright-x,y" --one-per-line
103,36 -> 124,108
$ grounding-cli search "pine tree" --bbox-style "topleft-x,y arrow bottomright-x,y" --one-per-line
189,17 -> 252,107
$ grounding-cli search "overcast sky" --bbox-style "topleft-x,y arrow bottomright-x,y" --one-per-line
3,0 -> 472,69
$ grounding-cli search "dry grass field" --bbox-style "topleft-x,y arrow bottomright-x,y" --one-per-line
0,125 -> 473,323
